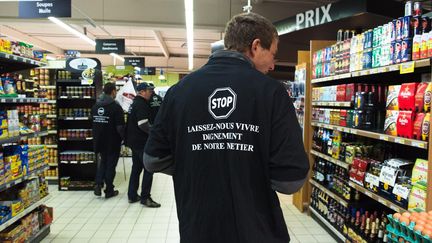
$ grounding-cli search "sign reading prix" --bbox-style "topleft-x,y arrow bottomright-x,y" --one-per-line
96,39 -> 125,54
124,57 -> 145,68
19,0 -> 71,18
274,0 -> 366,35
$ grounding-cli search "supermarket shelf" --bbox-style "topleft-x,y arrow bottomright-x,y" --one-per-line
311,101 -> 352,107
48,130 -> 57,134
60,160 -> 94,164
59,117 -> 90,121
46,100 -> 56,104
309,206 -> 346,242
0,195 -> 51,232
310,150 -> 350,170
45,176 -> 58,180
0,52 -> 46,68
348,181 -> 406,213
60,185 -> 94,191
48,163 -> 57,167
0,97 -> 48,103
311,59 -> 431,84
309,179 -> 349,207
310,122 -> 428,149
58,96 -> 95,100
0,165 -> 49,193
39,85 -> 56,89
27,223 -> 51,243
46,115 -> 57,118
46,145 -> 57,148
0,130 -> 49,146
56,79 -> 83,83
59,137 -> 93,141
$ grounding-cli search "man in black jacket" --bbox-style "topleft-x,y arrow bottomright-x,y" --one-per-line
144,13 -> 310,243
125,82 -> 160,207
148,83 -> 163,124
91,82 -> 125,198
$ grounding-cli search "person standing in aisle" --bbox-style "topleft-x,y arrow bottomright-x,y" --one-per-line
144,12 -> 309,243
148,83 -> 163,124
91,82 -> 125,198
125,82 -> 161,207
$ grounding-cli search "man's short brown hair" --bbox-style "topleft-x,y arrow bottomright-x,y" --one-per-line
224,12 -> 278,53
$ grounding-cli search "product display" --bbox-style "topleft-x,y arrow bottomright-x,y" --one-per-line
386,210 -> 432,243
59,108 -> 91,118
59,86 -> 95,99
59,151 -> 95,162
0,38 -> 42,60
59,129 -> 92,140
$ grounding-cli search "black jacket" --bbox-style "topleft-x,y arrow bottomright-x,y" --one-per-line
91,94 -> 125,154
125,95 -> 151,151
144,50 -> 310,243
149,93 -> 163,124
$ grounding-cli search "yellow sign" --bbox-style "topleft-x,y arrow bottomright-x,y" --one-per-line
400,61 -> 415,74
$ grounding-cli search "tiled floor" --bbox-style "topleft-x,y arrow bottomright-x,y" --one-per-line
41,157 -> 336,243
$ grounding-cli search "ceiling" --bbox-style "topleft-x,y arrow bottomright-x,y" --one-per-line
0,0 -> 429,73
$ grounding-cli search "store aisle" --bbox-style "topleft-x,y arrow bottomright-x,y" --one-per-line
42,158 -> 335,243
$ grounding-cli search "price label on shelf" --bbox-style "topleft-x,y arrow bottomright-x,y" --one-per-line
12,56 -> 17,60
411,141 -> 426,149
395,138 -> 405,144
5,54 -> 9,59
364,191 -> 372,197
351,129 -> 357,135
400,61 -> 415,74
390,205 -> 400,212
378,198 -> 387,205
379,135 -> 389,141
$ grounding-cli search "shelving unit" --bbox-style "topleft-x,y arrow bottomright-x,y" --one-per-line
0,53 -> 51,241
56,65 -> 102,191
309,179 -> 349,207
309,206 -> 346,242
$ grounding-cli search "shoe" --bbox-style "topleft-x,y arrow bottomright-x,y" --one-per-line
141,197 -> 161,208
94,185 -> 102,196
129,196 -> 141,204
105,190 -> 119,199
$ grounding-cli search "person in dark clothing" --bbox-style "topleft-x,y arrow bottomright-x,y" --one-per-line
91,82 -> 125,198
148,83 -> 163,124
125,82 -> 161,207
143,13 -> 310,243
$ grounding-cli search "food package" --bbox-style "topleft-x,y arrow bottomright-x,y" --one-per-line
413,113 -> 425,140
415,82 -> 428,112
411,158 -> 428,189
422,113 -> 430,141
397,110 -> 415,138
384,110 -> 399,136
386,85 -> 401,110
408,185 -> 426,212
336,84 -> 347,102
424,82 -> 432,112
398,83 -> 418,111
379,158 -> 413,198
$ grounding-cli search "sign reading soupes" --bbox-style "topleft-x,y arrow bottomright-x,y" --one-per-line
19,0 -> 71,18
95,39 -> 125,54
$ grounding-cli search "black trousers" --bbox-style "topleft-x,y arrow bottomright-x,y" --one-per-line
95,149 -> 120,193
128,148 -> 154,200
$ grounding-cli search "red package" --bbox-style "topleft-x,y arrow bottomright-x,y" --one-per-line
415,83 -> 428,112
398,83 -> 418,111
413,113 -> 425,140
346,83 -> 357,102
337,84 -> 347,102
397,111 -> 415,138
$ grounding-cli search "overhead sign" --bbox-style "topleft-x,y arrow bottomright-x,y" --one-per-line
19,0 -> 71,18
124,57 -> 145,68
274,0 -> 366,35
95,39 -> 125,54
141,67 -> 156,75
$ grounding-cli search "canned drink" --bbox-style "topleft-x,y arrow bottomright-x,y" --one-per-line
368,30 -> 373,49
413,2 -> 422,16
402,16 -> 413,39
394,41 -> 402,63
405,1 -> 413,16
337,29 -> 344,42
411,16 -> 422,37
344,30 -> 350,41
401,39 -> 413,62
390,20 -> 396,42
396,18 -> 403,40
422,17 -> 430,34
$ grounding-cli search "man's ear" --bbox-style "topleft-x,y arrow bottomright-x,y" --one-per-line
250,39 -> 261,57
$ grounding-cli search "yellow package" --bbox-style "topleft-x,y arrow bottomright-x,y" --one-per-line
411,158 -> 428,188
422,113 -> 430,141
408,185 -> 427,212
424,83 -> 432,112
3,40 -> 11,54
10,160 -> 22,180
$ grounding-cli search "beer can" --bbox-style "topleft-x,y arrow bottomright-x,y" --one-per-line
396,18 -> 403,40
405,1 -> 413,16
368,30 -> 374,49
401,38 -> 413,62
344,30 -> 350,41
402,16 -> 413,39
422,17 -> 431,34
413,1 -> 422,17
411,16 -> 422,37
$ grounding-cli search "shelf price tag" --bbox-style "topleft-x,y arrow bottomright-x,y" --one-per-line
411,141 -> 426,149
395,138 -> 405,144
379,135 -> 389,141
400,61 -> 415,74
